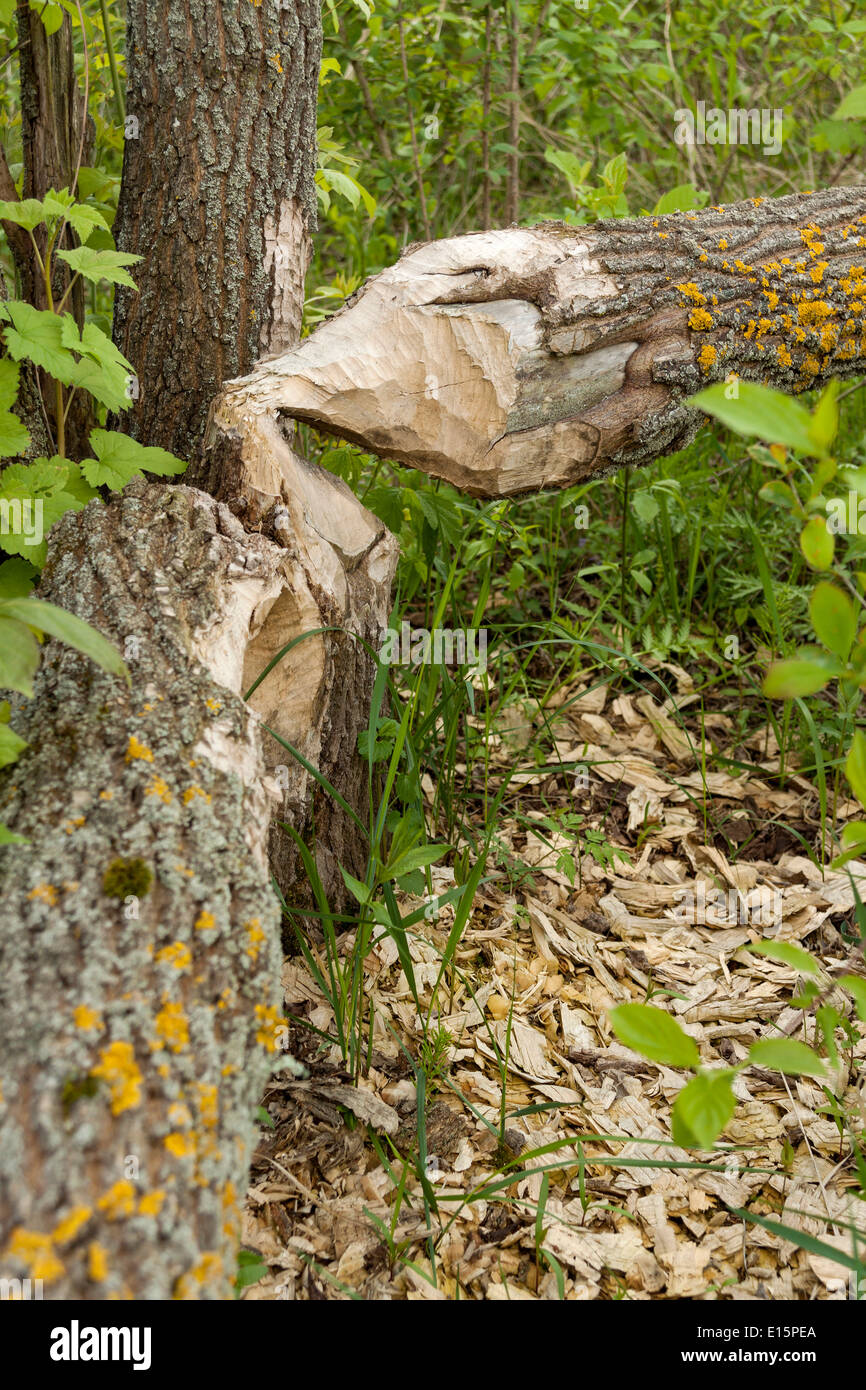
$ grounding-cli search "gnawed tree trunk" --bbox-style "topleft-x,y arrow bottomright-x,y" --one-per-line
112,0 -> 321,461
0,476 -> 395,1299
215,187 -> 866,496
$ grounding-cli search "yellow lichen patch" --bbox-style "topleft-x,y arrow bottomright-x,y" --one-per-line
819,322 -> 838,353
797,300 -> 834,329
697,344 -> 717,372
733,258 -> 753,274
97,1181 -> 136,1220
139,1190 -> 166,1217
182,785 -> 211,805
255,1003 -> 286,1053
73,1005 -> 103,1032
196,1083 -> 219,1128
676,282 -> 706,304
205,698 -> 222,713
699,252 -> 708,262
28,882 -> 57,906
221,1064 -> 236,1077
762,289 -> 780,311
245,917 -> 266,962
153,1001 -> 189,1053
657,231 -> 668,239
175,862 -> 195,878
99,789 -> 114,801
164,1131 -> 195,1159
88,1243 -> 108,1282
155,941 -> 192,971
174,1252 -> 223,1299
64,816 -> 86,834
125,735 -> 153,763
139,703 -> 154,714
688,308 -> 713,332
803,354 -> 821,374
717,238 -> 728,250
756,317 -> 775,338
90,1041 -> 143,1115
776,344 -> 793,367
809,262 -> 828,285
5,1229 -> 65,1283
145,774 -> 172,804
52,1206 -> 92,1245
195,909 -> 216,932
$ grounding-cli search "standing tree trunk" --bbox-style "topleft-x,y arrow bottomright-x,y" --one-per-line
112,0 -> 321,462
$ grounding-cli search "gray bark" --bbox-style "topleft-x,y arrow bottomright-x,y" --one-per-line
223,186 -> 866,496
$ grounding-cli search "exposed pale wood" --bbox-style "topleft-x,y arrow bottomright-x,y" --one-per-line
211,187 -> 866,497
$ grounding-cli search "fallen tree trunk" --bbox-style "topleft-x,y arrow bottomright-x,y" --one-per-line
0,476 -> 395,1299
212,186 -> 866,495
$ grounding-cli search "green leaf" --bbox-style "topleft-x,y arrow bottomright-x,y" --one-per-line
384,843 -> 448,878
747,1038 -> 826,1078
841,820 -> 866,850
55,246 -> 140,289
0,198 -> 49,231
809,582 -> 857,659
809,381 -> 840,455
59,320 -> 135,413
759,480 -> 800,513
0,598 -> 129,684
0,408 -> 30,457
839,975 -> 866,1022
652,184 -> 707,216
609,1003 -> 700,1067
687,382 -> 821,456
339,866 -> 371,905
746,941 -> 820,974
846,730 -> 866,809
0,357 -> 21,413
0,823 -> 29,845
80,430 -> 187,489
0,557 -> 35,599
0,719 -> 28,767
762,657 -> 836,698
834,85 -> 866,120
0,616 -> 40,696
800,516 -> 834,570
671,1070 -> 737,1148
63,202 -> 112,246
2,303 -> 79,381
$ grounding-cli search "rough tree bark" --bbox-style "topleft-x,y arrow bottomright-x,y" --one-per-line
222,186 -> 866,495
0,477 -> 394,1299
112,0 -> 321,461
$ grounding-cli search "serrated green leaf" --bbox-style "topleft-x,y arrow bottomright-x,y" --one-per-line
0,198 -> 49,231
0,616 -> 40,696
687,382 -> 821,456
0,557 -> 35,600
671,1070 -> 737,1148
0,409 -> 30,457
2,303 -> 79,381
609,1003 -> 700,1067
55,245 -> 140,289
64,203 -> 112,246
809,582 -> 857,659
80,429 -> 187,489
747,1037 -> 826,1078
0,357 -> 20,412
800,516 -> 834,570
0,598 -> 128,684
747,940 -> 820,973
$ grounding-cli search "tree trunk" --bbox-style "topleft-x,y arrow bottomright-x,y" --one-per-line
227,186 -> 866,496
112,0 -> 321,462
0,475 -> 394,1299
